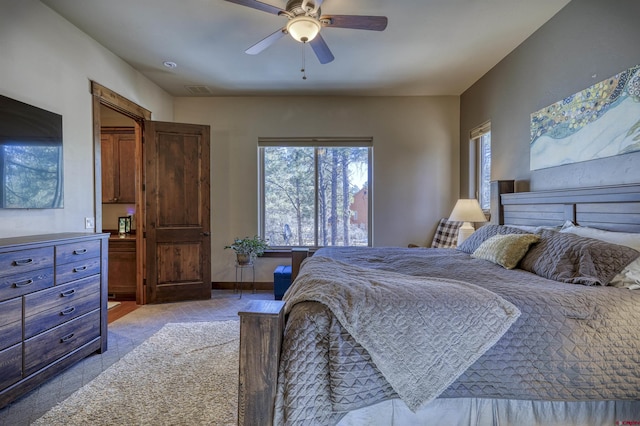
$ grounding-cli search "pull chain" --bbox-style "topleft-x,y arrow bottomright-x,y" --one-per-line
301,42 -> 307,80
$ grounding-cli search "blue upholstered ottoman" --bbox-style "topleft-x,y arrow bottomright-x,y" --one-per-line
274,265 -> 292,300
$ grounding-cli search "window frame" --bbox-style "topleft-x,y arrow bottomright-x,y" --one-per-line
469,122 -> 491,212
258,137 -> 373,248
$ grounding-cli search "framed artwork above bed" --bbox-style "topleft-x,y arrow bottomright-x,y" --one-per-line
530,63 -> 640,170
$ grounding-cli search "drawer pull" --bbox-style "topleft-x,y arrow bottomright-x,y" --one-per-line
61,306 -> 76,316
73,248 -> 88,255
60,333 -> 75,343
61,288 -> 76,297
73,266 -> 88,273
14,258 -> 34,266
13,279 -> 34,288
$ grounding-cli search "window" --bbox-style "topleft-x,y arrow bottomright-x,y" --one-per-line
259,138 -> 372,247
470,122 -> 491,211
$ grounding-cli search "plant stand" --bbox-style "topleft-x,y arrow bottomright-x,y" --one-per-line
235,262 -> 255,298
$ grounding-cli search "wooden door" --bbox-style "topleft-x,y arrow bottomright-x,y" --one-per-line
100,128 -> 135,203
144,121 -> 211,303
117,132 -> 136,203
100,133 -> 117,203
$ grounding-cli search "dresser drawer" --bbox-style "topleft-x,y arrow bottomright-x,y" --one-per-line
0,343 -> 22,391
56,257 -> 101,285
0,267 -> 54,303
0,233 -> 108,410
24,276 -> 101,339
24,275 -> 101,317
55,240 -> 102,266
24,310 -> 101,377
0,247 -> 54,278
0,298 -> 22,351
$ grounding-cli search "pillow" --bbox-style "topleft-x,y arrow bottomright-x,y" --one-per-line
456,225 -> 531,254
509,224 -> 563,233
520,229 -> 640,286
561,222 -> 640,288
472,233 -> 540,269
609,259 -> 640,289
560,222 -> 640,250
430,218 -> 463,248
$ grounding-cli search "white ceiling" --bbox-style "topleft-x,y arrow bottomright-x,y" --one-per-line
40,0 -> 570,97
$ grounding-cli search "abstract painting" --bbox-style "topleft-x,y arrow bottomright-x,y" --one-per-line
530,64 -> 640,170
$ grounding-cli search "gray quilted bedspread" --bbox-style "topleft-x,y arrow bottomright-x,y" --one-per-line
274,247 -> 640,425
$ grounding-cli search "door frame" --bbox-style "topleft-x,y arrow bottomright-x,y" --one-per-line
91,81 -> 151,304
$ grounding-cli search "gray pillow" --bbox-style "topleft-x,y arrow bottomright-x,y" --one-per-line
520,229 -> 640,285
457,225 -> 531,254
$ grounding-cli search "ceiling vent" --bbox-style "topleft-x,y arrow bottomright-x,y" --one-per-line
185,85 -> 213,95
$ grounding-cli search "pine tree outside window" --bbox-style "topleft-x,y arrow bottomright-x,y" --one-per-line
259,138 -> 372,247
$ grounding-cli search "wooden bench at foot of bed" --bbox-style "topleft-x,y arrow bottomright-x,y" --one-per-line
238,300 -> 285,426
237,248 -> 312,426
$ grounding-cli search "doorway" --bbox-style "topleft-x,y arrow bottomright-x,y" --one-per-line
91,81 -> 212,305
91,81 -> 149,304
100,105 -> 139,302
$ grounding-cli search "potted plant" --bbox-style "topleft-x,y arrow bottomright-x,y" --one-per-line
225,235 -> 270,265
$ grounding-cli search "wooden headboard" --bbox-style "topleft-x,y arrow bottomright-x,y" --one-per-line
499,183 -> 640,233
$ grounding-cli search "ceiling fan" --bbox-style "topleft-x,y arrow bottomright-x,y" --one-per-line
224,0 -> 388,64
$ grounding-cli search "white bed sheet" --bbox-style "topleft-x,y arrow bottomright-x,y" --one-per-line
337,398 -> 640,426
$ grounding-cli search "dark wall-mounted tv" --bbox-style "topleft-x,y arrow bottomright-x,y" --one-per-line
0,94 -> 63,209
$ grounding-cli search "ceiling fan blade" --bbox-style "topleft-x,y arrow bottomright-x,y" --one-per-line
320,15 -> 388,31
309,34 -> 334,64
245,28 -> 287,55
224,0 -> 285,16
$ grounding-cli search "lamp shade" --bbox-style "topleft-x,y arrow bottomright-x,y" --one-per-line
449,199 -> 487,246
286,16 -> 321,42
448,199 -> 487,223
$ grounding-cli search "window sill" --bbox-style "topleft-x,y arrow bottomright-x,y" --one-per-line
261,249 -> 292,258
261,247 -> 320,258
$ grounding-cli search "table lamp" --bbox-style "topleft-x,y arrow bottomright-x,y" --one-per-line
449,199 -> 487,246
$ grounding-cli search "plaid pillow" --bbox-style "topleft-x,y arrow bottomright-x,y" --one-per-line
431,218 -> 463,248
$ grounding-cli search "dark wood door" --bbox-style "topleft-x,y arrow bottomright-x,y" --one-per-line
101,127 -> 136,203
144,121 -> 211,303
117,133 -> 136,203
100,133 -> 116,203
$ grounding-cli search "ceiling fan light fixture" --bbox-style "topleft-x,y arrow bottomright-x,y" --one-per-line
286,16 -> 321,43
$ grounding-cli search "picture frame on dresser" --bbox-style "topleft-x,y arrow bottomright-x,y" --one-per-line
118,216 -> 131,235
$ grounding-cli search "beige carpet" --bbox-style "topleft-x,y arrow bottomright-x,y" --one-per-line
34,321 -> 239,426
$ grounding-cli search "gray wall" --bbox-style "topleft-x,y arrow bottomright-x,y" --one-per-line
0,1 -> 172,238
460,0 -> 640,193
175,96 -> 460,282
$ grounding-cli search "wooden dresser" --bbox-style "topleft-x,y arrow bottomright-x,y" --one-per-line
0,233 -> 109,409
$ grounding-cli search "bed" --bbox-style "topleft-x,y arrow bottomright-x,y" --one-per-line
237,182 -> 640,426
